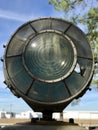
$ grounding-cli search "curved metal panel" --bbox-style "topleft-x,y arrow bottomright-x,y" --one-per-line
3,17 -> 94,113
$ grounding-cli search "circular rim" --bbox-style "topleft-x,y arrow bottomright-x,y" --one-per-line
3,17 -> 94,107
22,30 -> 77,83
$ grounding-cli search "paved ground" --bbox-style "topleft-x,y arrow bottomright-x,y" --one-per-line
0,118 -> 98,126
0,119 -> 98,130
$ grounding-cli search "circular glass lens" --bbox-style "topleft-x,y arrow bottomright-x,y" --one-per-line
23,32 -> 77,82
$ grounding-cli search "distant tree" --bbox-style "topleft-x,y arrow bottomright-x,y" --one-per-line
49,0 -> 98,86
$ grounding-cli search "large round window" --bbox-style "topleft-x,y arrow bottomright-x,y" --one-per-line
23,31 -> 77,83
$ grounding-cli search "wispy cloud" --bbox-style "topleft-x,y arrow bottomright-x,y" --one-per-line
0,9 -> 35,22
0,8 -> 64,22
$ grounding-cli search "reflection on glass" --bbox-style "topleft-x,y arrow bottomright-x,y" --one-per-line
24,32 -> 76,82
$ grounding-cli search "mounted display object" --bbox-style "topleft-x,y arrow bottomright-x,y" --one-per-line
3,18 -> 94,120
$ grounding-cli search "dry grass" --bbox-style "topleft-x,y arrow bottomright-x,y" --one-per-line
75,119 -> 98,125
64,119 -> 98,126
0,118 -> 30,125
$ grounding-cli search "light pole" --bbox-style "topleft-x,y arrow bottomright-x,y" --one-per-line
10,104 -> 13,113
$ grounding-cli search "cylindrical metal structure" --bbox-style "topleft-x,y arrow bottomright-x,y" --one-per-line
3,18 -> 94,113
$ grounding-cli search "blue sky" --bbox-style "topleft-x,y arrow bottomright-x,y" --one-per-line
0,0 -> 98,113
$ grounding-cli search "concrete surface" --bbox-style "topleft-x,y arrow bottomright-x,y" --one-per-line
0,121 -> 87,130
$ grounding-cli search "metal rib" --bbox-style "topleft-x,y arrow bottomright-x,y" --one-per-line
63,80 -> 72,96
64,24 -> 72,34
6,54 -> 22,58
29,23 -> 37,33
25,79 -> 35,96
78,56 -> 93,60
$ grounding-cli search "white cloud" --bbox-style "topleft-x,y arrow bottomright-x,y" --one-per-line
0,9 -> 35,22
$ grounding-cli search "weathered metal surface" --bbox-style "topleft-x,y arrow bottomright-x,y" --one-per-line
3,17 -> 94,113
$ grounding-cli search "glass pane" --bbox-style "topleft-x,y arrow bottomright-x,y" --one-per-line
12,69 -> 33,94
15,24 -> 35,41
31,18 -> 70,32
7,24 -> 35,57
6,56 -> 33,93
24,32 -> 76,82
7,37 -> 24,57
31,19 -> 51,32
51,19 -> 70,32
66,25 -> 92,58
65,71 -> 86,95
28,81 -> 69,102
